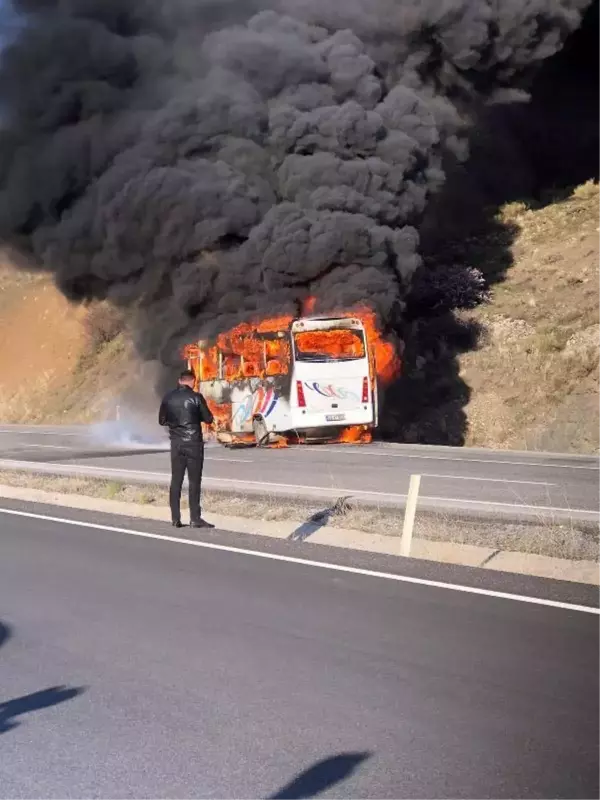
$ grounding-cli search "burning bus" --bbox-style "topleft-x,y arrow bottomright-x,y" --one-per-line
184,307 -> 400,447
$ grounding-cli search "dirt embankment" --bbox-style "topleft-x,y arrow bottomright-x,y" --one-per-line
460,181 -> 598,453
0,181 -> 597,452
0,268 -> 134,423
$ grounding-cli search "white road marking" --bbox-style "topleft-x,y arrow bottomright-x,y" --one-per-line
287,446 -> 600,471
16,443 -> 73,450
0,429 -> 83,436
207,458 -> 254,463
422,473 -> 555,486
0,459 -> 595,516
1,506 -> 597,614
0,443 -> 247,462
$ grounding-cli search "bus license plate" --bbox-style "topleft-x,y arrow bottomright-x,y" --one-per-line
326,413 -> 346,422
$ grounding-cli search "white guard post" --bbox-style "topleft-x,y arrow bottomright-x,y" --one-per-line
400,474 -> 421,557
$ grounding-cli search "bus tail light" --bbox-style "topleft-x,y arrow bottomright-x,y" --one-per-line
362,376 -> 369,403
297,380 -> 306,408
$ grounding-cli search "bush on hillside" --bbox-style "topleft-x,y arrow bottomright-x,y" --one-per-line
408,264 -> 490,317
83,303 -> 124,351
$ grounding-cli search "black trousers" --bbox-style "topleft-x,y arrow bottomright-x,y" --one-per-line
169,441 -> 204,523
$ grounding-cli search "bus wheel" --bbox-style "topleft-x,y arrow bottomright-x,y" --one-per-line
253,417 -> 270,447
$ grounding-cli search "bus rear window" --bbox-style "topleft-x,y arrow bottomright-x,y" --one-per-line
294,329 -> 366,362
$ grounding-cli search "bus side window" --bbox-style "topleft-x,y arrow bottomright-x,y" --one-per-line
200,354 -> 219,381
241,337 -> 264,378
223,353 -> 242,380
242,361 -> 259,378
265,360 -> 283,376
264,335 -> 290,375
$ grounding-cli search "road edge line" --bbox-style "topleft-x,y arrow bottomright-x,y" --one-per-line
0,505 -> 598,615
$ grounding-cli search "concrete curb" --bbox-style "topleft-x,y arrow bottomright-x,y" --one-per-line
0,483 -> 597,586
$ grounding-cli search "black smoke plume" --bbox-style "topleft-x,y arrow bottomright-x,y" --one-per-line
0,0 -> 590,380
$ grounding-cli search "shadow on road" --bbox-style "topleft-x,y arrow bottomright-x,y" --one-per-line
0,685 -> 86,734
268,752 -> 371,799
289,497 -> 353,542
0,621 -> 12,651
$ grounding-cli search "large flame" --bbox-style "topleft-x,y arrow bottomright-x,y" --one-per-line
294,328 -> 366,360
336,424 -> 373,444
300,297 -> 401,386
357,308 -> 401,387
184,299 -> 400,446
188,316 -> 293,384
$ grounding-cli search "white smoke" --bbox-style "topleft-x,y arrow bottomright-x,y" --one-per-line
88,399 -> 169,449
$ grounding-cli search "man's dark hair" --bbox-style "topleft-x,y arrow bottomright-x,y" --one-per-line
179,369 -> 195,382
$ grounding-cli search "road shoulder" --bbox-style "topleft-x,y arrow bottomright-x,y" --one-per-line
0,492 -> 597,611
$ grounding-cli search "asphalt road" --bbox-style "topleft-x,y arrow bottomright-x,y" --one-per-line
0,424 -> 598,521
0,500 -> 598,798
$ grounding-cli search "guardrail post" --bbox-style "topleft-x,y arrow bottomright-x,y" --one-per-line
400,474 -> 421,557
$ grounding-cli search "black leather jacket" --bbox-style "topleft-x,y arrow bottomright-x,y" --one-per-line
158,385 -> 214,443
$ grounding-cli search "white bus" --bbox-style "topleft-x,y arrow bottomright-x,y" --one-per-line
186,315 -> 378,446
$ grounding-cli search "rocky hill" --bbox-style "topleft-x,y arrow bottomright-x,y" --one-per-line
460,182 -> 598,452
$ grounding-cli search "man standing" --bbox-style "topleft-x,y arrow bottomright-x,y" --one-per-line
159,369 -> 215,529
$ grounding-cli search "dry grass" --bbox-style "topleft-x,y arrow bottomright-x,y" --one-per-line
0,333 -> 134,424
1,470 -> 597,562
0,259 -> 133,424
0,469 -> 324,518
82,303 -> 125,353
462,181 -> 599,452
412,512 -> 598,562
0,263 -> 87,422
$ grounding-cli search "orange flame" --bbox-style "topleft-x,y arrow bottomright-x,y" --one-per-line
294,328 -> 365,360
184,316 -> 293,385
300,298 -> 401,387
334,425 -> 373,444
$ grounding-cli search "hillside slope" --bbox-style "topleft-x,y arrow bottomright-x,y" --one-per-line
0,182 -> 597,452
461,181 -> 598,453
0,268 -> 134,423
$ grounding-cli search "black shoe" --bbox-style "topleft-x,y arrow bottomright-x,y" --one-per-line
172,520 -> 184,528
190,519 -> 215,530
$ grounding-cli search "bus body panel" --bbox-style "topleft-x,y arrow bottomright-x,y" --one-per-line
229,380 -> 293,434
288,360 -> 374,430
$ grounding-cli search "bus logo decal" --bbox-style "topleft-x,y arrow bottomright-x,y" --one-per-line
305,382 -> 359,402
254,387 -> 277,418
233,387 -> 278,426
